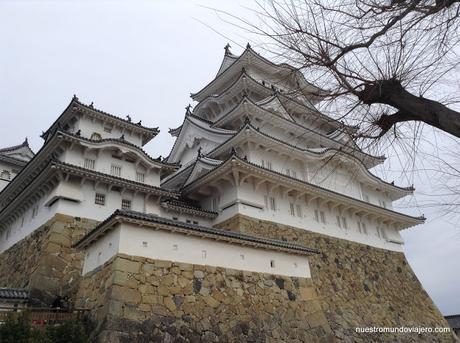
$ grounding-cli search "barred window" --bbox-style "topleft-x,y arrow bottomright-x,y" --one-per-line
289,203 -> 295,216
95,193 -> 105,205
121,199 -> 131,210
136,172 -> 145,183
84,158 -> 95,170
111,165 -> 122,177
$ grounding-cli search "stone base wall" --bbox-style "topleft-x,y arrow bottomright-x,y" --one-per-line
76,253 -> 334,342
0,214 -> 98,306
216,215 -> 454,342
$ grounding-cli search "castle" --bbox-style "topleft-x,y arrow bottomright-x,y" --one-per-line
0,44 -> 453,342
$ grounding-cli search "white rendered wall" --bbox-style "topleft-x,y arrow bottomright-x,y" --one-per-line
74,115 -> 143,147
0,160 -> 21,192
82,222 -> 311,278
59,144 -> 161,187
83,226 -> 121,274
0,187 -> 59,252
205,180 -> 404,252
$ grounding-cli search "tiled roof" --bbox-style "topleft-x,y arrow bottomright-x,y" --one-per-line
75,209 -> 320,255
161,198 -> 218,218
0,288 -> 29,300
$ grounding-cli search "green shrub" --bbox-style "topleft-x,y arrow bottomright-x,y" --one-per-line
0,312 -> 89,343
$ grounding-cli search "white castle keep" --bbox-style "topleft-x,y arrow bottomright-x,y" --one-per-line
0,44 -> 423,278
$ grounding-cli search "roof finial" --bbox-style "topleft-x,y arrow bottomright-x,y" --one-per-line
185,104 -> 192,115
120,134 -> 125,140
22,137 -> 29,146
89,102 -> 94,108
246,42 -> 251,49
230,146 -> 237,156
224,43 -> 231,55
244,116 -> 251,125
73,94 -> 79,101
126,115 -> 131,122
137,120 -> 142,125
241,67 -> 246,74
197,147 -> 202,158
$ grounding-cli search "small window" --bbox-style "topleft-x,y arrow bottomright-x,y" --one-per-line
122,199 -> 131,210
90,132 -> 102,140
136,172 -> 145,183
84,158 -> 95,170
111,165 -> 122,177
289,203 -> 295,216
109,242 -> 112,247
95,193 -> 106,205
172,217 -> 178,221
336,215 -> 342,228
292,171 -> 297,178
104,126 -> 112,133
193,221 -> 198,225
142,241 -> 148,247
202,250 -> 207,259
240,254 -> 245,260
267,161 -> 273,170
364,195 -> 370,202
264,196 -> 268,209
342,217 -> 348,229
173,244 -> 178,250
314,210 -> 319,222
361,222 -> 367,234
295,204 -> 302,217
270,260 -> 275,268
186,219 -> 191,224
286,169 -> 291,177
269,197 -> 276,211
1,170 -> 10,180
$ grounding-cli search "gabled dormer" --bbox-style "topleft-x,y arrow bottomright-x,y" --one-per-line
41,96 -> 159,147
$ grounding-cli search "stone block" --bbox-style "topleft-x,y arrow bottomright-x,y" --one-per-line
111,285 -> 141,304
113,258 -> 140,273
299,287 -> 316,301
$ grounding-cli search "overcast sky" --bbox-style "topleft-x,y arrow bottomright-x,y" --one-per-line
1,0 -> 458,316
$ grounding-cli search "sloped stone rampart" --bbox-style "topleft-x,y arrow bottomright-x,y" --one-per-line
76,254 -> 334,342
215,215 -> 454,342
0,214 -> 98,306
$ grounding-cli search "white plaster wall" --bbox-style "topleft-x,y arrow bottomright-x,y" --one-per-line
0,187 -> 59,252
206,180 -> 404,252
59,144 -> 161,187
0,160 -> 21,192
82,222 -> 311,277
82,225 -> 121,274
75,116 -> 143,147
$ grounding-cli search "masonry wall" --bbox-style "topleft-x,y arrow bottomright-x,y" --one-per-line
0,213 -> 97,306
76,253 -> 333,342
216,214 -> 454,343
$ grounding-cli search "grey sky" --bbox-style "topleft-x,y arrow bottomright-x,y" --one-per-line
1,0 -> 458,316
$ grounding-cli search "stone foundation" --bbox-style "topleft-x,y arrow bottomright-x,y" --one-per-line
0,213 -> 454,342
76,253 -> 333,342
0,214 -> 98,306
216,215 -> 454,342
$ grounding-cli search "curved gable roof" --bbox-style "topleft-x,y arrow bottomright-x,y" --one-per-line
191,44 -> 328,102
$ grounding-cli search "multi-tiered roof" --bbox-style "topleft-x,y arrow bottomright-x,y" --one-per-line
164,44 -> 423,232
